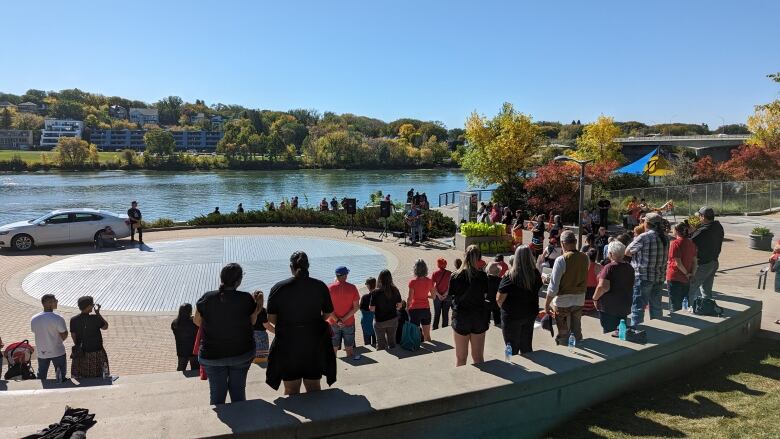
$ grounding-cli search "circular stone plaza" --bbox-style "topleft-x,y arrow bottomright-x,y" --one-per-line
0,222 -> 776,438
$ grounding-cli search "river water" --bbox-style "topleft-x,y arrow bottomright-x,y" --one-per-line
0,169 -> 469,224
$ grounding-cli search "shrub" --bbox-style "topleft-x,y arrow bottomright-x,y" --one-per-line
144,218 -> 176,228
459,222 -> 505,237
751,226 -> 772,236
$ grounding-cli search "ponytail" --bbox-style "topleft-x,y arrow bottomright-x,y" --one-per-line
290,251 -> 310,278
219,263 -> 243,301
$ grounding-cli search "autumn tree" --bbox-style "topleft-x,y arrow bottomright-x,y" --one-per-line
55,137 -> 97,168
13,112 -> 44,130
144,129 -> 176,155
575,115 -> 623,162
1,108 -> 12,129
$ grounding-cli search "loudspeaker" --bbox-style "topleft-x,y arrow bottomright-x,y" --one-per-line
379,200 -> 392,218
344,198 -> 357,215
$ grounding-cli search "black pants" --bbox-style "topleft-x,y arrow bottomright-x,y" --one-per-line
599,312 -> 626,333
177,355 -> 199,371
491,303 -> 502,326
131,224 -> 143,242
501,315 -> 534,354
668,281 -> 689,311
432,297 -> 451,329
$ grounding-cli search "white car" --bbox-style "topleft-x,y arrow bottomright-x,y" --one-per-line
0,209 -> 132,251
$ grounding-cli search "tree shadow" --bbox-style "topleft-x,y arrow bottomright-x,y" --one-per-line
213,398 -> 301,434
273,388 -> 375,421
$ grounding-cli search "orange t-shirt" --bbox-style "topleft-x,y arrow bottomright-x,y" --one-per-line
407,277 -> 433,310
327,280 -> 360,326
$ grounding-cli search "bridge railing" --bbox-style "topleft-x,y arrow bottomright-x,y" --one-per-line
609,180 -> 780,217
438,189 -> 495,207
615,134 -> 749,142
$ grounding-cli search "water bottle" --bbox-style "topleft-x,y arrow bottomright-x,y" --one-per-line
504,343 -> 512,362
568,333 -> 576,351
618,319 -> 627,341
682,297 -> 689,312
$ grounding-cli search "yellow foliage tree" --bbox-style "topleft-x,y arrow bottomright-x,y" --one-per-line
55,137 -> 97,168
747,100 -> 780,149
574,115 -> 623,162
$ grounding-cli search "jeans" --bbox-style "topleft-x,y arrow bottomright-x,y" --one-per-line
554,306 -> 582,344
689,260 -> 719,301
199,350 -> 253,405
374,319 -> 398,350
360,311 -> 376,346
177,355 -> 200,371
501,315 -> 534,354
130,224 -> 143,242
599,312 -> 626,333
668,280 -> 690,311
38,354 -> 67,380
432,297 -> 451,329
631,279 -> 664,326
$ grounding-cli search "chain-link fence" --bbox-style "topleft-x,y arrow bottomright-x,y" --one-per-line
609,180 -> 780,217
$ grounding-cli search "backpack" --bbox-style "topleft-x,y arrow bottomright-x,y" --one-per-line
4,340 -> 36,380
693,297 -> 724,317
400,321 -> 422,351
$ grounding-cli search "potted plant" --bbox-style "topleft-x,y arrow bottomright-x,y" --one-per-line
749,226 -> 775,251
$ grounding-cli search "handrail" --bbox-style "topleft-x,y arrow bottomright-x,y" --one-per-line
615,134 -> 749,142
438,189 -> 495,207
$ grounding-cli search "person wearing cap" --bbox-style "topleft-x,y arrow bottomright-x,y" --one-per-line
689,206 -> 724,302
70,296 -> 109,379
544,230 -> 589,345
625,212 -> 670,326
327,266 -> 361,360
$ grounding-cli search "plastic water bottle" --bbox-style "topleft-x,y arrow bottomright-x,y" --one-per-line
504,343 -> 512,362
682,297 -> 689,312
568,333 -> 576,351
618,319 -> 627,341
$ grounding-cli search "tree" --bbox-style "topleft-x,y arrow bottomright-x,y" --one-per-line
525,160 -> 617,220
575,115 -> 623,162
398,123 -> 417,142
747,100 -> 780,149
49,100 -> 85,120
719,145 -> 780,180
460,103 -> 542,188
664,155 -> 696,186
55,137 -> 95,168
12,112 -> 44,130
1,108 -> 12,129
155,96 -> 183,125
144,129 -> 176,155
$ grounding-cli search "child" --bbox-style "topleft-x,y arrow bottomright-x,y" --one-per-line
395,301 -> 408,344
584,248 -> 601,313
252,292 -> 275,364
454,258 -> 463,270
360,278 -> 377,347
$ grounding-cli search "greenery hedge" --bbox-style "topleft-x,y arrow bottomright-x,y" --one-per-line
187,207 -> 457,238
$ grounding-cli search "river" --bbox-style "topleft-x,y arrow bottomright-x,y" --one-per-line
0,169 -> 470,224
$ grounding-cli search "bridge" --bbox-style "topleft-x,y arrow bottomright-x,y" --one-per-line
615,134 -> 749,162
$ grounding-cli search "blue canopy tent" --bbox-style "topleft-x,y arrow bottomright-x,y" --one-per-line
615,148 -> 671,177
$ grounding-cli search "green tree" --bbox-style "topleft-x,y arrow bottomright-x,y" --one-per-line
12,112 -> 44,130
574,115 -> 623,162
1,108 -> 12,129
55,137 -> 95,168
49,100 -> 85,120
155,96 -> 183,125
460,103 -> 541,187
144,129 -> 176,155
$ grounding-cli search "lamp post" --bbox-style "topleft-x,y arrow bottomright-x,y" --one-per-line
554,156 -> 594,247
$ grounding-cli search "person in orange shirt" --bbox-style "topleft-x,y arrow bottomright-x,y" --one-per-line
327,266 -> 361,360
407,259 -> 436,342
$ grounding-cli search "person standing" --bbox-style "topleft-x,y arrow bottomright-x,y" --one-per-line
266,252 -> 336,395
327,266 -> 361,361
237,203 -> 244,213
370,270 -> 403,350
497,246 -> 542,355
194,264 -> 263,404
593,241 -> 635,332
127,201 -> 143,244
31,294 -> 68,381
171,303 -> 200,372
486,262 -> 502,327
544,231 -> 589,345
511,210 -> 525,246
449,245 -> 489,366
595,226 -> 610,263
667,222 -> 697,311
431,258 -> 452,330
70,296 -> 109,379
407,259 -> 435,342
360,278 -> 377,346
689,207 -> 724,302
625,213 -> 670,326
597,198 -> 611,229
501,207 -> 514,234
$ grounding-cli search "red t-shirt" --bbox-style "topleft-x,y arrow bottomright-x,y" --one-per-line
666,237 -> 697,283
327,280 -> 360,326
586,262 -> 599,288
431,268 -> 451,295
497,261 -> 509,277
408,277 -> 433,310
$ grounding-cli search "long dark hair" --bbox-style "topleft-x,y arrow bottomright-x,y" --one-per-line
219,263 -> 243,301
174,303 -> 192,327
376,269 -> 399,299
290,251 -> 310,278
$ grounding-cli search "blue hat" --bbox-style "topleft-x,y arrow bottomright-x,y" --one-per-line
335,266 -> 349,276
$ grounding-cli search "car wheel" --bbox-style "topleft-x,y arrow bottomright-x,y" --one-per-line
12,234 -> 34,251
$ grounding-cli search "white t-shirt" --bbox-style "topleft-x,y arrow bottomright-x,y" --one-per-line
30,311 -> 67,359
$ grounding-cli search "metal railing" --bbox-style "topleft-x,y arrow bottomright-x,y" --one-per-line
609,180 -> 780,217
438,189 -> 495,207
615,134 -> 750,142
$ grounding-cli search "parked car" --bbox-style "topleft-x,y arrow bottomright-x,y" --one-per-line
0,209 -> 131,251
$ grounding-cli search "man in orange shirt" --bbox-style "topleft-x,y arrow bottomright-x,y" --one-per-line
328,266 -> 361,360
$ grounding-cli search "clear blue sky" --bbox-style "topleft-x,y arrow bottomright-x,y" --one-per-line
3,0 -> 778,129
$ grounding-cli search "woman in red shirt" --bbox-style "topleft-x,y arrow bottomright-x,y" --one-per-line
407,259 -> 436,342
667,222 -> 697,311
431,258 -> 452,330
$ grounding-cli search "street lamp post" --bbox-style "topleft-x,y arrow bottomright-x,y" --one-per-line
554,156 -> 594,247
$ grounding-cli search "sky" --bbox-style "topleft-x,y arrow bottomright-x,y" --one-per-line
2,0 -> 779,129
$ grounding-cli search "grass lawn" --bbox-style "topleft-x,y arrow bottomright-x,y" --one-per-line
0,150 -> 119,164
547,337 -> 780,438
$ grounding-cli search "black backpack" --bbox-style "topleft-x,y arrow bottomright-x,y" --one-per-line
693,297 -> 724,317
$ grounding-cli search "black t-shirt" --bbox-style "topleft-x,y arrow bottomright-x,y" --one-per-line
171,317 -> 198,357
252,308 -> 269,331
691,221 -> 724,264
369,288 -> 402,322
127,208 -> 142,223
267,276 -> 333,328
196,289 -> 256,360
448,269 -> 488,312
597,261 -> 635,317
487,274 -> 501,306
359,293 -> 372,312
498,271 -> 542,320
70,314 -> 105,353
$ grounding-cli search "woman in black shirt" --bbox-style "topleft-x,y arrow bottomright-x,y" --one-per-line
531,214 -> 547,257
369,269 -> 403,350
497,246 -> 543,355
449,245 -> 489,366
171,303 -> 199,371
195,263 -> 263,405
70,296 -> 109,379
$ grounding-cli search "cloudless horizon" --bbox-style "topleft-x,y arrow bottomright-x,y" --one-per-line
2,0 -> 779,129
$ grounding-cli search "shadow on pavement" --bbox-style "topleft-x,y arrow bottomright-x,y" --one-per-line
474,359 -> 545,383
214,398 -> 301,433
273,388 -> 375,420
526,349 -> 591,373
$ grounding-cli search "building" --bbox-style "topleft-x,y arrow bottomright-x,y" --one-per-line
129,108 -> 159,126
0,130 -> 34,150
90,129 -> 223,151
40,119 -> 83,149
210,115 -> 226,131
190,113 -> 206,124
0,102 -> 16,110
16,102 -> 38,114
109,105 -> 128,120
615,134 -> 750,163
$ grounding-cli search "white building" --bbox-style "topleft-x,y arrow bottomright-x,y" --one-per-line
129,108 -> 159,126
40,119 -> 83,149
17,102 -> 39,113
